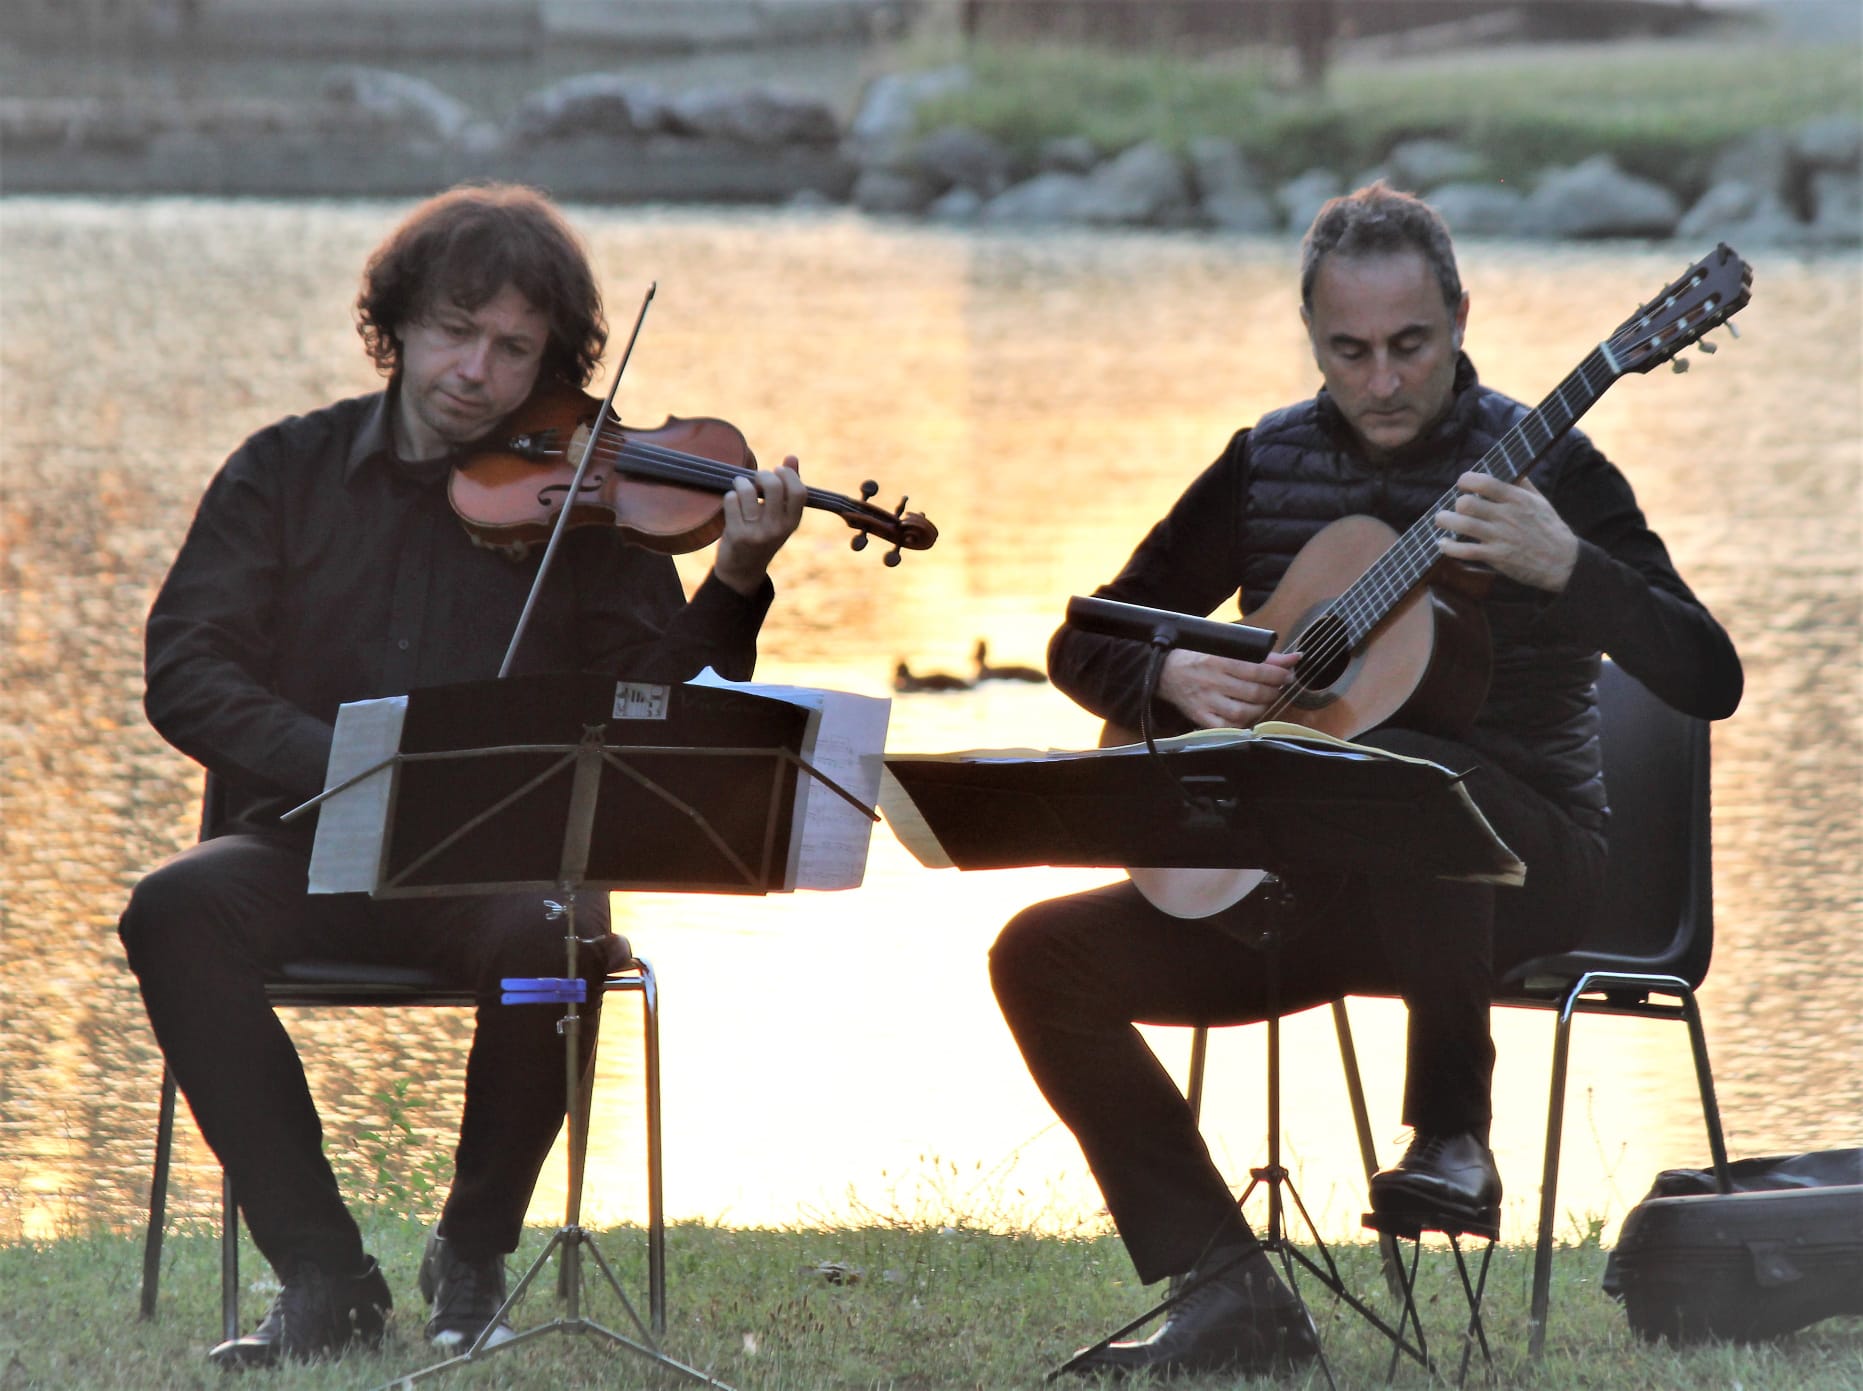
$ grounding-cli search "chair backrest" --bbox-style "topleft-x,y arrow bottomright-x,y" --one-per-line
1511,660 -> 1714,990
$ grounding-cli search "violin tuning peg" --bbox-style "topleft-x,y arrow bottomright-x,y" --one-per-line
885,546 -> 903,568
850,533 -> 869,552
860,480 -> 879,501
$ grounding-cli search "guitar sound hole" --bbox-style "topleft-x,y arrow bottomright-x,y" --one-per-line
1294,614 -> 1352,691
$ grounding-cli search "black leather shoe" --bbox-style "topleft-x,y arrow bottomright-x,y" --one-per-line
1063,1248 -> 1320,1379
208,1256 -> 391,1370
1370,1132 -> 1502,1229
419,1225 -> 516,1352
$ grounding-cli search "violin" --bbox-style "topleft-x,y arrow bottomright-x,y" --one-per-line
448,380 -> 938,565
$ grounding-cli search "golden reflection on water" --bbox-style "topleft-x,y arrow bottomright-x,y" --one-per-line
1,201 -> 1857,1253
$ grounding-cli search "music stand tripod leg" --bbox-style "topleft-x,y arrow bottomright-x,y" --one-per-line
1234,920 -> 1428,1379
375,729 -> 739,1391
377,888 -> 734,1391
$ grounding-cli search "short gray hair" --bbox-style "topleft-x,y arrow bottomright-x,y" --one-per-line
1299,181 -> 1463,314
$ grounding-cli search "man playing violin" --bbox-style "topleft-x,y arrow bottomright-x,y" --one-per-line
990,182 -> 1743,1379
119,183 -> 805,1369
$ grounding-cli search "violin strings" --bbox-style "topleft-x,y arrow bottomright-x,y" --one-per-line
574,434 -> 866,517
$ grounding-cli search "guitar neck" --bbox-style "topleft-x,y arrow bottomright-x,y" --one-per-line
1332,348 -> 1618,645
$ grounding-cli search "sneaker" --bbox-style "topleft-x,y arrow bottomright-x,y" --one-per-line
208,1256 -> 391,1370
419,1225 -> 517,1352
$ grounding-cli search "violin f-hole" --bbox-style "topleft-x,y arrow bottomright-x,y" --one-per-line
536,478 -> 605,509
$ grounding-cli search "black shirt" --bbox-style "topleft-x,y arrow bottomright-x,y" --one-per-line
146,389 -> 772,829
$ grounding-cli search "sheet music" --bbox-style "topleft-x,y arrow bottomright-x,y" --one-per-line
687,670 -> 891,890
306,695 -> 407,894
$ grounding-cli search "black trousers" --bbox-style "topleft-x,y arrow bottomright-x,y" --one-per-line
118,830 -> 610,1278
988,729 -> 1603,1285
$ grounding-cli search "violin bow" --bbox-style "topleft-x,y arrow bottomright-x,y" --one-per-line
498,283 -> 657,679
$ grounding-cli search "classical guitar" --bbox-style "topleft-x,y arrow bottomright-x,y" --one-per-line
1111,244 -> 1753,917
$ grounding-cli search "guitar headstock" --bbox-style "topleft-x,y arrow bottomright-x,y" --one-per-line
1606,243 -> 1753,375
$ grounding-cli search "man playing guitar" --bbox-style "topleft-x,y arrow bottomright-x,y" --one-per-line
991,182 -> 1744,1380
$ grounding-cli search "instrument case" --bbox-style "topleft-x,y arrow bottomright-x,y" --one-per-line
1607,1152 -> 1863,1343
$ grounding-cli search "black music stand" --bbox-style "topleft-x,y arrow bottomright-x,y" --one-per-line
882,734 -> 1523,1384
295,672 -> 877,1391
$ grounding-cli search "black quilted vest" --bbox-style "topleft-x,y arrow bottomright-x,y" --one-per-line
1239,359 -> 1606,832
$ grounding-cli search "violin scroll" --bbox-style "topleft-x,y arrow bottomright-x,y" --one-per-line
847,479 -> 938,566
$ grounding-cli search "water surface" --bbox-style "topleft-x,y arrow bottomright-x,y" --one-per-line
1,200 -> 1856,1254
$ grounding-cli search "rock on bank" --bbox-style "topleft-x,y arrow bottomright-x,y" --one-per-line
2,61 -> 1858,247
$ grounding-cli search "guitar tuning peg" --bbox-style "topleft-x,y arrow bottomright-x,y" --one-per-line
1697,338 -> 1718,354
1726,321 -> 1741,339
1671,356 -> 1690,373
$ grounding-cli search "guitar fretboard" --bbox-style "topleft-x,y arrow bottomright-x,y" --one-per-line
1327,348 -> 1618,647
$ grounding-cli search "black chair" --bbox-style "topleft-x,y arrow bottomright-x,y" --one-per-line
136,781 -> 667,1343
1482,657 -> 1729,1354
1187,659 -> 1731,1358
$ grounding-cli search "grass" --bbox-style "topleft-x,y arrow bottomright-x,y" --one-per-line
904,26 -> 1862,190
2,1215 -> 1859,1389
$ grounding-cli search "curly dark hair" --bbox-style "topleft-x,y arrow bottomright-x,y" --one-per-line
356,183 -> 608,386
1299,181 -> 1463,315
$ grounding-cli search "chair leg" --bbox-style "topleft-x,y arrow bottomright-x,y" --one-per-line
146,1063 -> 243,1342
1527,997 -> 1577,1357
1180,1023 -> 1208,1123
1332,1000 -> 1405,1302
221,1171 -> 241,1343
639,960 -> 665,1339
140,1066 -> 178,1320
1678,989 -> 1732,1192
1163,1025 -> 1212,1303
563,964 -> 664,1336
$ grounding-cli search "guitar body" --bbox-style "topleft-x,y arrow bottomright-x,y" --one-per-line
1114,515 -> 1491,918
1248,515 -> 1492,741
